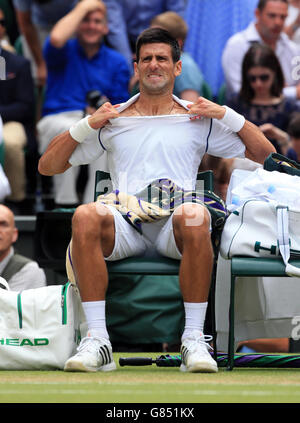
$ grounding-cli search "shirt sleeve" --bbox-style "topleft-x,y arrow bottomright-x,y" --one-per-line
206,118 -> 246,158
69,131 -> 105,166
221,36 -> 247,96
283,86 -> 297,99
8,262 -> 46,291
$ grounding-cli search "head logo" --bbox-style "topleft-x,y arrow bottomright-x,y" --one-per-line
0,55 -> 6,80
0,338 -> 49,346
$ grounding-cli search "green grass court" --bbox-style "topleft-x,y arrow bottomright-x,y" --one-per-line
1,353 -> 300,403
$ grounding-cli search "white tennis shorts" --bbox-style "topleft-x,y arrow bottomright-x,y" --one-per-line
103,202 -> 211,262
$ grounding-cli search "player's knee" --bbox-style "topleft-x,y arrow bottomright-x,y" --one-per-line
173,204 -> 210,239
72,203 -> 112,239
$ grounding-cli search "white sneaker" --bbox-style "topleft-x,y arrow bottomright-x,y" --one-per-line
64,336 -> 117,372
180,330 -> 218,373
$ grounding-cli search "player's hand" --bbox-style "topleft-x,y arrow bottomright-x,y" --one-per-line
88,102 -> 120,129
187,97 -> 226,120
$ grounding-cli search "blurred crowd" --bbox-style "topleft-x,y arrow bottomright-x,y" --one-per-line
0,0 -> 300,215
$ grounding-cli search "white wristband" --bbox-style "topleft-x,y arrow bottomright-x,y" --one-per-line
69,115 -> 97,143
219,106 -> 245,132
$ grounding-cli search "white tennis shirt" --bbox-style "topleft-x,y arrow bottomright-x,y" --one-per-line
69,94 -> 245,195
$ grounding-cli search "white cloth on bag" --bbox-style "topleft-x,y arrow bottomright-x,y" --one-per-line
227,167 -> 300,211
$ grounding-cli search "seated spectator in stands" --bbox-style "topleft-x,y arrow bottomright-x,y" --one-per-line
285,112 -> 300,161
150,11 -> 204,102
103,0 -> 185,73
227,43 -> 300,154
222,0 -> 300,102
37,0 -> 130,208
0,204 -> 46,291
13,0 -> 78,87
0,7 -> 38,214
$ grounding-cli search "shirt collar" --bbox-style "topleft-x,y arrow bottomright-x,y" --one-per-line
116,93 -> 191,113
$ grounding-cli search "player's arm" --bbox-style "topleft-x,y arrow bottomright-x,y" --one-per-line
38,102 -> 119,176
187,97 -> 275,164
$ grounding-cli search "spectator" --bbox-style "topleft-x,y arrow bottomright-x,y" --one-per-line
227,43 -> 300,154
286,112 -> 300,160
0,7 -> 38,214
150,11 -> 204,102
103,0 -> 185,72
13,0 -> 78,86
0,204 -> 46,290
222,0 -> 300,101
37,0 -> 130,208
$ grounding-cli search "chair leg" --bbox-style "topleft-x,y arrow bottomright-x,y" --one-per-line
227,273 -> 236,371
210,260 -> 218,362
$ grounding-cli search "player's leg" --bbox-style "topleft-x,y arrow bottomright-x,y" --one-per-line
64,202 -> 147,372
64,202 -> 116,372
159,203 -> 218,373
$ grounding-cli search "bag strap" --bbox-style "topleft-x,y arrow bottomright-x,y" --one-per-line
276,206 -> 300,277
1,253 -> 32,282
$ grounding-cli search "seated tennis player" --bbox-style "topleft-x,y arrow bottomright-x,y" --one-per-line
38,28 -> 275,373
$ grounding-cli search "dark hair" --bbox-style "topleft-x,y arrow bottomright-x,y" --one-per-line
135,27 -> 181,63
257,0 -> 287,11
240,43 -> 284,102
287,113 -> 300,138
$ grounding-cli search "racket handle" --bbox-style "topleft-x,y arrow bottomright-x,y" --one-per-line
119,357 -> 154,366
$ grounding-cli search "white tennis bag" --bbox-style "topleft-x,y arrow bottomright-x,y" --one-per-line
220,168 -> 300,277
220,200 -> 300,277
0,282 -> 82,370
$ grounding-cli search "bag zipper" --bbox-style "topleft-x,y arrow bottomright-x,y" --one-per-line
17,292 -> 22,329
61,282 -> 70,325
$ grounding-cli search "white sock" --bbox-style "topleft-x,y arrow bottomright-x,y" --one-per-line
82,300 -> 109,340
181,302 -> 208,341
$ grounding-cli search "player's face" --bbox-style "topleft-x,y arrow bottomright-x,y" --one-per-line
77,10 -> 108,46
135,43 -> 181,94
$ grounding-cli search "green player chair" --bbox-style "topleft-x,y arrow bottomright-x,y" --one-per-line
227,257 -> 300,370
